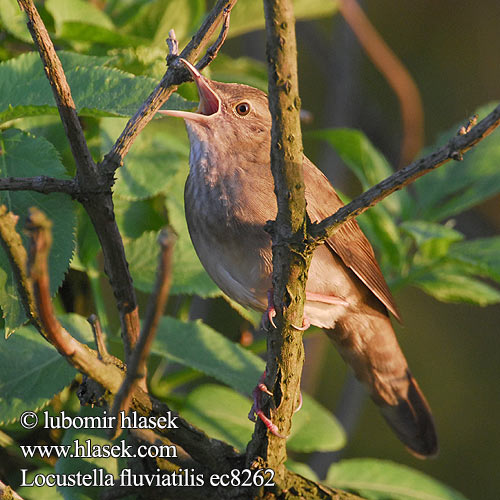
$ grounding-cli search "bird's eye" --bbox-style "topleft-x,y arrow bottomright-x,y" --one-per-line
235,102 -> 251,116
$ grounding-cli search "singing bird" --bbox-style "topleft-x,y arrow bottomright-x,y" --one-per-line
159,59 -> 438,458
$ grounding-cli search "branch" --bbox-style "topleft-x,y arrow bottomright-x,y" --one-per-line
17,0 -> 97,187
101,0 -> 238,175
0,177 -> 77,196
246,0 -> 309,483
0,481 -> 25,500
110,229 -> 176,439
311,104 -> 500,241
339,0 -> 424,165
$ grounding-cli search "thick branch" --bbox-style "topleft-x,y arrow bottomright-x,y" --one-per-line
101,0 -> 238,174
311,104 -> 500,241
0,177 -> 77,196
246,0 -> 309,485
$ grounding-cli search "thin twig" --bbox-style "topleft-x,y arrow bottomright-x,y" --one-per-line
0,206 -> 41,335
101,0 -> 238,175
0,177 -> 77,196
196,5 -> 234,71
88,314 -> 108,359
339,0 -> 424,165
25,208 -> 79,357
110,229 -> 176,439
0,480 -> 25,500
311,104 -> 500,241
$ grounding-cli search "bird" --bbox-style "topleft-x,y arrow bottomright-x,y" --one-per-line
159,58 -> 438,458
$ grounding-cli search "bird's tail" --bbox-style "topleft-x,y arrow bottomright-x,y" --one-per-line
325,308 -> 438,458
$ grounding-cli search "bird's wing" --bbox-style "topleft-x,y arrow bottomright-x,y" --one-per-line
304,156 -> 401,321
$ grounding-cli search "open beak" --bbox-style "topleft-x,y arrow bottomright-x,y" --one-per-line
157,59 -> 220,122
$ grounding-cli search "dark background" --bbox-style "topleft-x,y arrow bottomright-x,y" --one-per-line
226,2 -> 500,499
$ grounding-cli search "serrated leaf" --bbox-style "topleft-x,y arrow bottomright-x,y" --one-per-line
0,129 -> 76,334
448,237 -> 500,284
326,458 -> 469,500
102,117 -> 188,201
165,170 -> 221,298
0,314 -> 93,425
0,51 -> 191,123
55,407 -> 122,500
414,269 -> 500,306
414,102 -> 500,221
0,0 -> 33,43
152,318 -> 345,452
229,0 -> 339,38
181,384 -> 345,453
400,221 -> 464,260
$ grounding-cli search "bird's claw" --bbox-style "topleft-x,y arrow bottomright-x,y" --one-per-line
292,316 -> 311,331
248,373 -> 302,438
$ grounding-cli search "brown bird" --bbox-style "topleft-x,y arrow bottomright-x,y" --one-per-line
159,59 -> 438,458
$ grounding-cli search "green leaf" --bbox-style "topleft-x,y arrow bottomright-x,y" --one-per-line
414,102 -> 500,221
165,170 -> 221,298
0,51 -> 191,123
152,316 -> 263,395
0,129 -> 76,335
152,318 -> 345,452
181,384 -> 345,453
229,0 -> 339,38
400,221 -> 464,260
414,268 -> 500,306
123,0 -> 205,46
211,55 -> 268,91
326,458 -> 469,500
311,128 -> 409,215
181,384 -> 254,452
311,128 -> 407,272
448,237 -> 500,284
46,0 -> 115,33
17,468 -> 65,500
0,0 -> 33,43
115,198 -> 166,240
55,407 -> 122,500
102,117 -> 188,201
0,314 -> 93,426
285,459 -> 319,482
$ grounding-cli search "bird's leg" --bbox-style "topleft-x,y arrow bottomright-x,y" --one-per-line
264,290 -> 348,331
248,371 -> 302,438
306,292 -> 349,307
292,292 -> 349,330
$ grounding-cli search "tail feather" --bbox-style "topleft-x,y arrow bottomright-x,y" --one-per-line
379,371 -> 438,458
326,305 -> 438,458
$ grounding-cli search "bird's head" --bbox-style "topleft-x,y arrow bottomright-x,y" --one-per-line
158,59 -> 271,147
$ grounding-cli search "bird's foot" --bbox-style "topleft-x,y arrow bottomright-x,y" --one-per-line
248,372 -> 302,438
261,289 -> 277,329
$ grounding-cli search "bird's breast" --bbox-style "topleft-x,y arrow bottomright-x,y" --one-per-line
184,150 -> 274,311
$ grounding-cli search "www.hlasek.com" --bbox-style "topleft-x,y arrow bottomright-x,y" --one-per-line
18,410 -> 275,488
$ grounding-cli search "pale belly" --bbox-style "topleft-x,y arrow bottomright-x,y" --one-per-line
184,172 -> 364,329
